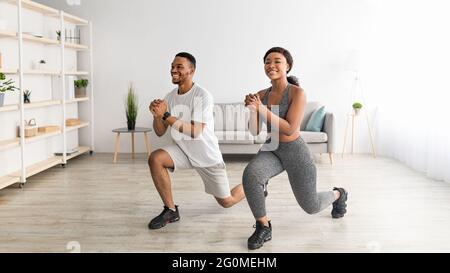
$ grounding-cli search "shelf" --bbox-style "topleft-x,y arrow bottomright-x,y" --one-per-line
25,100 -> 62,109
25,70 -> 60,75
22,33 -> 59,45
65,42 -> 89,50
0,30 -> 17,38
8,156 -> 62,179
0,100 -> 62,113
0,146 -> 88,189
1,0 -> 93,191
0,68 -> 18,74
0,130 -> 61,151
63,13 -> 89,25
0,69 -> 89,76
65,71 -> 89,76
26,156 -> 62,177
1,30 -> 89,49
66,97 -> 90,104
0,104 -> 19,112
7,0 -> 58,15
0,138 -> 20,152
67,122 -> 89,132
0,174 -> 20,190
0,146 -> 89,190
65,146 -> 90,160
19,0 -> 58,15
6,0 -> 88,25
24,130 -> 62,144
1,156 -> 62,190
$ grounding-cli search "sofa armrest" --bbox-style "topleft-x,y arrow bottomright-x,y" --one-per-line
323,112 -> 335,153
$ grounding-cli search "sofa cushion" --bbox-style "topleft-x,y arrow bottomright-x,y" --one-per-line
305,106 -> 326,132
300,131 -> 328,143
215,131 -> 255,144
300,101 -> 321,131
213,104 -> 225,131
214,103 -> 249,131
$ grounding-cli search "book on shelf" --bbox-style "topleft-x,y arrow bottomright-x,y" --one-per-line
51,75 -> 75,100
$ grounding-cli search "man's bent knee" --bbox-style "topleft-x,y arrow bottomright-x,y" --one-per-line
149,150 -> 164,168
216,197 -> 234,208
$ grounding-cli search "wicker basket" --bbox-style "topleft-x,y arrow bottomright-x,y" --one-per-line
18,119 -> 38,138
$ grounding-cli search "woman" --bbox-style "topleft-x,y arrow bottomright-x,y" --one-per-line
243,47 -> 348,250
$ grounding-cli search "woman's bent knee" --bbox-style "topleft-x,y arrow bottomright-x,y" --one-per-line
242,165 -> 264,188
301,203 -> 320,215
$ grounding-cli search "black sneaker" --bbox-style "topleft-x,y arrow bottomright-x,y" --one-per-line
148,206 -> 180,229
248,221 -> 272,250
331,188 -> 348,219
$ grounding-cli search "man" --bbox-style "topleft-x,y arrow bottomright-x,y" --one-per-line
148,52 -> 245,229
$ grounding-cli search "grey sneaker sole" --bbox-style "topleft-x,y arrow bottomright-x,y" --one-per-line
248,236 -> 272,250
332,189 -> 348,219
148,216 -> 180,230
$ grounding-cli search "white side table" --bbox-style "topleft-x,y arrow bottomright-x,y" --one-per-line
342,112 -> 376,158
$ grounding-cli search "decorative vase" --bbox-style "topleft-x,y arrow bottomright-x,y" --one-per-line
353,108 -> 361,116
0,92 -> 4,107
127,120 -> 136,131
75,87 -> 86,98
24,94 -> 31,104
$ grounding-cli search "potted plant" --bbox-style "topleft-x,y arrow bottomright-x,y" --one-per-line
352,102 -> 363,115
34,59 -> 47,70
56,30 -> 61,41
74,79 -> 88,98
0,72 -> 19,107
125,84 -> 138,131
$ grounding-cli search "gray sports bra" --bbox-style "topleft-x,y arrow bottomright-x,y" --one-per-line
262,84 -> 291,133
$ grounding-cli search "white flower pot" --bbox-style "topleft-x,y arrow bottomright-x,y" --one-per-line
0,92 -> 5,107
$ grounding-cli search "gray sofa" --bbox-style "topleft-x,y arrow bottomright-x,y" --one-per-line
213,102 -> 335,164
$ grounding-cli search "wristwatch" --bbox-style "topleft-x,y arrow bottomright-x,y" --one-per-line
162,112 -> 171,121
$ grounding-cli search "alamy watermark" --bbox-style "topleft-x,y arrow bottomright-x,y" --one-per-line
168,97 -> 280,151
66,241 -> 81,253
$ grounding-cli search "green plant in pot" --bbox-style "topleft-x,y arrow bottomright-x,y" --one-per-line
74,78 -> 88,98
125,84 -> 138,131
0,72 -> 19,107
352,102 -> 363,115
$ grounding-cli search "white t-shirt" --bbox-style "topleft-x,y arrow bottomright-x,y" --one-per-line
164,83 -> 224,168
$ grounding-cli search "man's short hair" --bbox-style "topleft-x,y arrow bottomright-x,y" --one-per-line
175,52 -> 196,69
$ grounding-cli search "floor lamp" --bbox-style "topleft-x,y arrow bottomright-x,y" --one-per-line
341,51 -> 376,158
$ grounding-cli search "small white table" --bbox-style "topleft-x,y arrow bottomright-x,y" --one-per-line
341,112 -> 376,158
112,127 -> 152,163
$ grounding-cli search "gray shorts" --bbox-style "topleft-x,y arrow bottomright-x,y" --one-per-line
161,145 -> 231,199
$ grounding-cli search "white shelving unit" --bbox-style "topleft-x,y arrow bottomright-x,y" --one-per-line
0,0 -> 94,190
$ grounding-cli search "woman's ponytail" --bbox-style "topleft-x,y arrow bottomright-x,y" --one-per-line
287,76 -> 299,87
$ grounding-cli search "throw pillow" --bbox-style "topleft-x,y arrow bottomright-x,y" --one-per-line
305,106 -> 326,132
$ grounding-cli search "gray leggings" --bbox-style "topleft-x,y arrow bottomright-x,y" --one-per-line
243,137 -> 335,219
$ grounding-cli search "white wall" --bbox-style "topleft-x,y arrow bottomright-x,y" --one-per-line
35,0 -> 375,153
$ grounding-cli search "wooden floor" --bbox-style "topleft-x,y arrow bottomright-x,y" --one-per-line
0,153 -> 449,253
